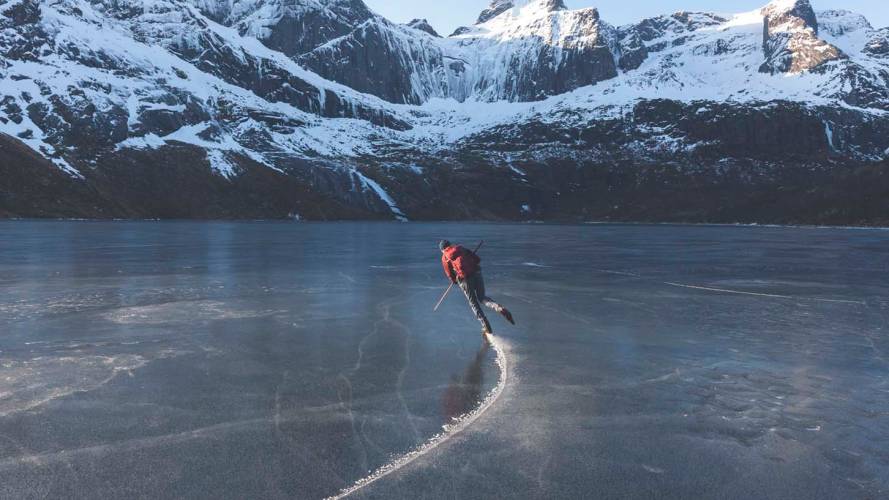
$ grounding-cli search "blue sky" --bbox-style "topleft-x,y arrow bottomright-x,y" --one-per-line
364,0 -> 888,36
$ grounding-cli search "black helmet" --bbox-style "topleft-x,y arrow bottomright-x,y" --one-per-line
439,240 -> 451,251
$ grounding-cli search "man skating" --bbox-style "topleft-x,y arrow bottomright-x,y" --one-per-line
439,240 -> 515,337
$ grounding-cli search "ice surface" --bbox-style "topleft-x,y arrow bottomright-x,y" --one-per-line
1,222 -> 888,499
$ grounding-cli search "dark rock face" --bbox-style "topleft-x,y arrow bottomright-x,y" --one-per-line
85,145 -> 382,220
131,95 -> 211,137
476,0 -> 516,25
7,97 -> 888,224
864,29 -> 889,57
594,11 -> 729,75
477,7 -> 618,102
505,39 -> 618,101
450,26 -> 472,36
827,63 -> 889,111
2,0 -> 40,26
298,19 -> 447,105
239,0 -> 374,57
634,12 -> 726,43
406,18 -> 439,37
0,134 -> 110,218
383,157 -> 889,226
169,27 -> 408,129
0,133 -> 384,220
0,0 -> 46,62
616,29 -> 648,71
762,0 -> 819,34
462,99 -> 878,160
374,99 -> 889,225
759,0 -> 843,74
649,100 -> 831,159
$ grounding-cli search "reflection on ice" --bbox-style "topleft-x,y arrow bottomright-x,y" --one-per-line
442,343 -> 489,422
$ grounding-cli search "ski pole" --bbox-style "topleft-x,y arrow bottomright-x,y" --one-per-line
433,282 -> 454,312
433,240 -> 484,312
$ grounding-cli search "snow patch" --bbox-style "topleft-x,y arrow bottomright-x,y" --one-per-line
350,169 -> 408,221
823,120 -> 836,151
117,134 -> 168,150
206,150 -> 238,179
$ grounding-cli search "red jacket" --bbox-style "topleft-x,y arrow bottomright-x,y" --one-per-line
441,245 -> 481,281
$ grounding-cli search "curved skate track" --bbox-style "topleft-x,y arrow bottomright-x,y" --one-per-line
327,335 -> 510,499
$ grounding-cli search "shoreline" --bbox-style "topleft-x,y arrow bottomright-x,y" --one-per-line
2,218 -> 888,230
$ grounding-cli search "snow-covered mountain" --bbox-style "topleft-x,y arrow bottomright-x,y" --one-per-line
1,0 -> 889,223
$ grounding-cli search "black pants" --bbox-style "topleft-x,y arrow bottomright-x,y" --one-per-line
458,272 -> 504,332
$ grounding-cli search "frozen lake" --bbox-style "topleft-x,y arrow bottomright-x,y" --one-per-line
1,221 -> 888,499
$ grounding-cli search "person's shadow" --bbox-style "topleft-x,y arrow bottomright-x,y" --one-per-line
441,342 -> 490,422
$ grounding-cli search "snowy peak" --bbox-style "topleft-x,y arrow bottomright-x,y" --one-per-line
761,0 -> 819,33
476,0 -> 515,25
475,0 -> 567,25
442,0 -> 615,101
759,0 -> 843,73
465,0 -> 602,44
818,9 -> 872,37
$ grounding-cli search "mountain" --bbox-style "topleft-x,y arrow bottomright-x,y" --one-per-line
1,0 -> 888,224
405,19 -> 440,38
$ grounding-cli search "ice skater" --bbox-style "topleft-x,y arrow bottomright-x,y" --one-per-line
438,240 -> 515,337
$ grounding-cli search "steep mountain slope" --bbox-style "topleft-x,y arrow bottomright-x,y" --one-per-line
759,0 -> 842,73
441,0 -> 618,102
241,0 -> 889,108
0,0 -> 414,218
291,0 -> 621,103
190,0 -> 375,55
297,16 -> 450,104
1,0 -> 888,223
